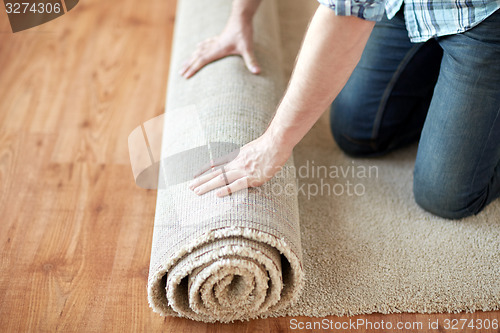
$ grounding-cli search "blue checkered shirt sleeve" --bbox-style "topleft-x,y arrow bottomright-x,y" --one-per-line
317,0 -> 387,21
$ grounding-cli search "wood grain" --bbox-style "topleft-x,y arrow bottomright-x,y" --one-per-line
0,0 -> 498,332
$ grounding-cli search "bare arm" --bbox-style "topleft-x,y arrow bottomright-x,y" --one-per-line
190,6 -> 375,197
267,6 -> 374,151
231,0 -> 261,18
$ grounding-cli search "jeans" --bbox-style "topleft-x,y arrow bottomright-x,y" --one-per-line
330,8 -> 500,219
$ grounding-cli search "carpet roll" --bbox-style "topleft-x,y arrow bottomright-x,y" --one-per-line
147,0 -> 304,323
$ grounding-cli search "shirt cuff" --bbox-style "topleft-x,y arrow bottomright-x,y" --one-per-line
317,0 -> 386,21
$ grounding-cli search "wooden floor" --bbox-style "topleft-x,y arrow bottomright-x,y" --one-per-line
0,0 -> 498,332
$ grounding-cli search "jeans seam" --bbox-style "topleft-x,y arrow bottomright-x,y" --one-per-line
467,105 -> 500,215
371,43 -> 425,140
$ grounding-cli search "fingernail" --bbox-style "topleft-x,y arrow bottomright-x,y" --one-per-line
194,188 -> 200,194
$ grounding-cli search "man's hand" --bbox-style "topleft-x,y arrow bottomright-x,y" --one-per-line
189,133 -> 292,197
180,0 -> 262,79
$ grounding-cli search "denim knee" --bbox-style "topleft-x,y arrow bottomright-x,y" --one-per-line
330,126 -> 380,157
412,169 -> 488,220
330,103 -> 387,158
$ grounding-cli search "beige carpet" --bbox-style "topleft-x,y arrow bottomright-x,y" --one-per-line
147,0 -> 500,322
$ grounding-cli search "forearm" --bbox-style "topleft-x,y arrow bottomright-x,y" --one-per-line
266,5 -> 375,151
230,0 -> 262,23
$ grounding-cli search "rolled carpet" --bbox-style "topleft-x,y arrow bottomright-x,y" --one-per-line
147,0 -> 304,323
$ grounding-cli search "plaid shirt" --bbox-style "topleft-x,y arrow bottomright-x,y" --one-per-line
317,0 -> 500,42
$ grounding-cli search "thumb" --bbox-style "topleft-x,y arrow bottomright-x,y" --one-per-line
242,49 -> 261,74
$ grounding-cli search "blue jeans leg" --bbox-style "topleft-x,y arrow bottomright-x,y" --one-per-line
330,9 -> 443,157
413,9 -> 500,219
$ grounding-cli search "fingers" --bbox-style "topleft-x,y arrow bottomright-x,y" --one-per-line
193,158 -> 223,179
193,149 -> 240,178
179,57 -> 196,78
180,36 -> 261,79
183,60 -> 202,79
189,169 -> 245,196
193,155 -> 230,178
179,46 -> 203,76
189,167 -> 223,191
242,49 -> 261,74
181,56 -> 210,79
216,177 -> 250,197
179,39 -> 218,79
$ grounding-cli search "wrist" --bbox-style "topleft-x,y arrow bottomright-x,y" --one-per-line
263,96 -> 310,153
230,0 -> 259,23
228,11 -> 253,27
263,122 -> 296,154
